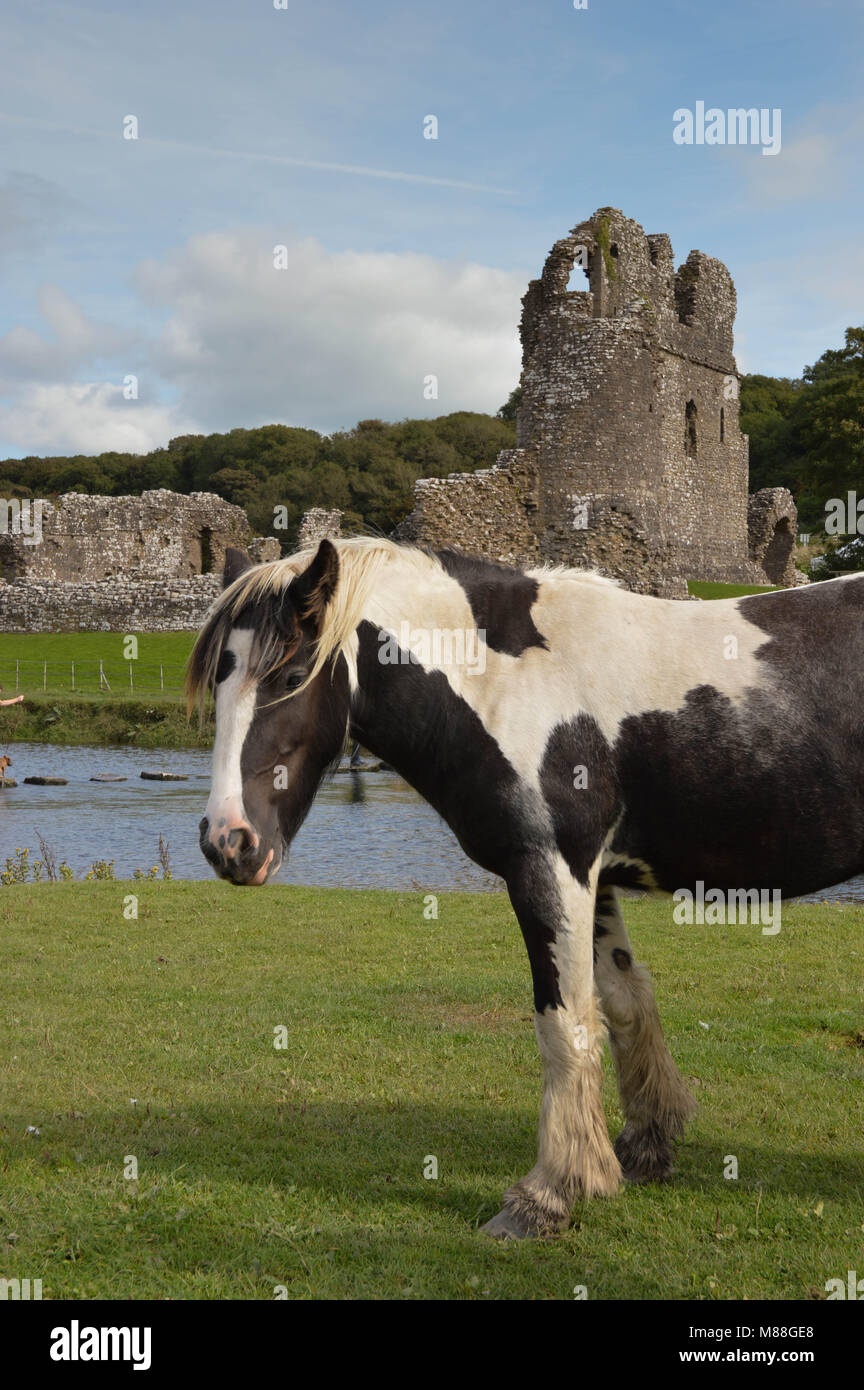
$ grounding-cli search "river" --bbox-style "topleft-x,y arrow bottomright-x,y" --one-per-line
0,742 -> 860,902
0,741 -> 499,890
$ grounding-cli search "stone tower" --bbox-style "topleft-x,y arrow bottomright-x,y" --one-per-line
396,207 -> 797,596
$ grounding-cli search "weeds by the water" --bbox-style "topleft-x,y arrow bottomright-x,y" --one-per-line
0,840 -> 174,884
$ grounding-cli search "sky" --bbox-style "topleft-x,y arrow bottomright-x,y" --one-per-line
0,0 -> 862,458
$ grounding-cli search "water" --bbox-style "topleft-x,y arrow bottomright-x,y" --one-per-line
0,742 -> 861,901
0,742 -> 500,890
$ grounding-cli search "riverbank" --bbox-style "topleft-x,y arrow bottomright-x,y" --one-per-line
0,695 -> 211,747
1,881 -> 861,1299
0,631 -> 205,746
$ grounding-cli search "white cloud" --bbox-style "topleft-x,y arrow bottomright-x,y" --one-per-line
0,383 -> 197,457
0,285 -> 134,381
0,231 -> 526,455
136,231 -> 526,434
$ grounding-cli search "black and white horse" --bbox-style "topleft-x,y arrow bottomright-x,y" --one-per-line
188,537 -> 864,1238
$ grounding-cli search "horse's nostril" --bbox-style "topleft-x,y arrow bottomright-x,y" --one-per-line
226,825 -> 254,855
199,816 -> 209,837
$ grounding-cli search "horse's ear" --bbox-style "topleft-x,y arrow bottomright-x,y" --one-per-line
290,539 -> 340,632
223,547 -> 254,589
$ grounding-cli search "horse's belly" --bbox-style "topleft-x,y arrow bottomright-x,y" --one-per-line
608,690 -> 864,899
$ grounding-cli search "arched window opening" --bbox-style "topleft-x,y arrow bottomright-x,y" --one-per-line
566,251 -> 591,292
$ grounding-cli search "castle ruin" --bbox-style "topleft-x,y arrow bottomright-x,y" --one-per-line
395,208 -> 798,597
0,490 -> 279,632
0,210 -> 801,633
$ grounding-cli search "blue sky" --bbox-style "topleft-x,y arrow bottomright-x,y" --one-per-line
0,0 -> 861,456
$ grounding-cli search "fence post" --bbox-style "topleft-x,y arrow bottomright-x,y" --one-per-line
15,659 -> 18,691
71,661 -> 75,692
160,665 -> 164,692
43,660 -> 47,692
129,661 -> 133,693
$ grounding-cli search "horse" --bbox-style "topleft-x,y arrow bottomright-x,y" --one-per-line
188,536 -> 864,1238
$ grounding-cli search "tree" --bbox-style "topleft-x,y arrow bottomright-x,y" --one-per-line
497,385 -> 523,421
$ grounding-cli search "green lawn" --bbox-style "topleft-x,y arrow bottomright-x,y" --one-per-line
1,883 -> 862,1300
687,581 -> 781,600
0,632 -> 210,746
0,631 -> 195,700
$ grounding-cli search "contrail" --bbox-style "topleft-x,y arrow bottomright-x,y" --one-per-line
0,112 -> 513,195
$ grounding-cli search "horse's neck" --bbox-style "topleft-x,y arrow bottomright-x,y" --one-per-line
347,564 -> 460,795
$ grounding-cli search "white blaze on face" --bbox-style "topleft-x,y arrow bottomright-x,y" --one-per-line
204,627 -> 259,846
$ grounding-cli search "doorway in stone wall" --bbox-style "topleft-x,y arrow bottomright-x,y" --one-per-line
199,527 -> 213,575
761,516 -> 794,585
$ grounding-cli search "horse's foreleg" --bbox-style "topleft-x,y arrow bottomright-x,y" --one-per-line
593,886 -> 697,1182
482,852 -> 621,1239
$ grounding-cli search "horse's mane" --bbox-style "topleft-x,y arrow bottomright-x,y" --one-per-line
186,536 -> 618,711
186,537 -> 436,708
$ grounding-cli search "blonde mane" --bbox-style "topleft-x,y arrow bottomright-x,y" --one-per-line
187,537 -> 438,705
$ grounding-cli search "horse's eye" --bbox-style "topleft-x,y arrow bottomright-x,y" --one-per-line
285,669 -> 307,691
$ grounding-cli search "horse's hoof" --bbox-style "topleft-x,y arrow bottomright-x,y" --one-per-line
480,1207 -> 538,1239
614,1123 -> 675,1184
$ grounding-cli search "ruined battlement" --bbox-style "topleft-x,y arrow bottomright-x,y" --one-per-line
521,209 -> 736,365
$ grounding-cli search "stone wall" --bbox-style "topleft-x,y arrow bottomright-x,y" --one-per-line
0,489 -> 255,582
296,508 -> 344,551
393,451 -> 540,566
0,490 -> 281,632
748,487 -> 799,586
0,576 -> 222,633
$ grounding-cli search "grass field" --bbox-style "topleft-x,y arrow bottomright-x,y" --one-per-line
0,632 -> 195,700
0,632 -> 210,747
0,696 -> 212,749
1,883 -> 862,1300
687,581 -> 782,600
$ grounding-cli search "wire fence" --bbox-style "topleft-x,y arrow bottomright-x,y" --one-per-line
0,658 -> 188,698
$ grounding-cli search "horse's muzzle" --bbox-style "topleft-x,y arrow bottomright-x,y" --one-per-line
198,815 -> 280,886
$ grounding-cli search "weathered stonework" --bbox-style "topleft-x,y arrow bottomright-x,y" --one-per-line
0,489 -> 279,632
0,489 -> 253,582
297,508 -> 343,551
397,208 -> 798,596
394,451 -> 540,565
0,577 -> 222,633
747,487 -> 799,586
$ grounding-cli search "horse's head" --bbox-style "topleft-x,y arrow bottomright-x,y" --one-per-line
188,539 -> 351,886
